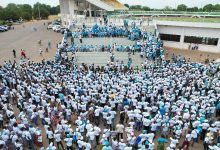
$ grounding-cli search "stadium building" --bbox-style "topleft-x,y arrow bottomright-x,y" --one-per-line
156,21 -> 220,53
59,0 -> 128,25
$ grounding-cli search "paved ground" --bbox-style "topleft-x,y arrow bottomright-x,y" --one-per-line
72,37 -> 220,65
166,47 -> 220,63
73,37 -> 134,46
75,52 -> 144,66
0,20 -> 62,64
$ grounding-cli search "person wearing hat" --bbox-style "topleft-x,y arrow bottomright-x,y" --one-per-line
94,126 -> 101,145
54,130 -> 65,150
14,139 -> 23,150
64,134 -> 73,150
46,128 -> 54,145
157,135 -> 168,150
181,130 -> 192,150
191,128 -> 198,146
86,127 -> 96,149
35,130 -> 43,148
116,123 -> 124,141
118,139 -> 126,150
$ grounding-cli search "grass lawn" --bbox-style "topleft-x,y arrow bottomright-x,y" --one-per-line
156,17 -> 220,23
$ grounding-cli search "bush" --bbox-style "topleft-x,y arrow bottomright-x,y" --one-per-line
0,20 -> 6,25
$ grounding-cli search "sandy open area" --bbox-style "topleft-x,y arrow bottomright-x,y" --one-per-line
0,20 -> 63,64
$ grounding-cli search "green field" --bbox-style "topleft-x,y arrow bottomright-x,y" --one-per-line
156,17 -> 220,23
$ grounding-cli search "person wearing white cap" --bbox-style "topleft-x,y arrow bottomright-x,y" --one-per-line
84,142 -> 91,150
118,139 -> 126,150
46,128 -> 54,145
86,128 -> 96,148
181,130 -> 191,149
46,143 -> 56,150
54,130 -> 65,150
94,126 -> 101,145
191,128 -> 198,146
169,137 -> 178,149
64,134 -> 73,150
77,137 -> 84,150
116,123 -> 124,141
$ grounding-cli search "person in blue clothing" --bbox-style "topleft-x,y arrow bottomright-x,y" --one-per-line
157,135 -> 168,150
160,105 -> 166,118
216,102 -> 220,117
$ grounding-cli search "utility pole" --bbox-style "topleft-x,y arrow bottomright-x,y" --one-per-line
38,2 -> 41,19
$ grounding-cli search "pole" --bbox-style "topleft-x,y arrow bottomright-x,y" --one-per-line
38,2 -> 41,19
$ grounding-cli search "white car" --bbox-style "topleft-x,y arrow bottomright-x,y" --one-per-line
52,25 -> 61,31
47,24 -> 53,29
0,26 -> 8,31
54,26 -> 62,32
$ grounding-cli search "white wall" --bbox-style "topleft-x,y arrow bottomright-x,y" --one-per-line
163,41 -> 220,53
157,24 -> 220,53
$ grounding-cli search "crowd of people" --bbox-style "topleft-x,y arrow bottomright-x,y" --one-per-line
71,23 -> 142,41
60,23 -> 165,65
0,51 -> 220,150
0,19 -> 220,150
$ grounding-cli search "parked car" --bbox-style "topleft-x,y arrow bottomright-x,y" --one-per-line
52,25 -> 61,32
0,28 -> 5,32
57,27 -> 66,33
4,25 -> 11,30
0,26 -> 8,31
55,26 -> 62,32
0,26 -> 7,32
47,24 -> 53,29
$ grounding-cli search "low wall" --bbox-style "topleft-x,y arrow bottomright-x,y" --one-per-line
163,41 -> 220,53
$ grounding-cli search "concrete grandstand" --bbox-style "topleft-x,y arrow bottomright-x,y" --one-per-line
59,0 -> 128,25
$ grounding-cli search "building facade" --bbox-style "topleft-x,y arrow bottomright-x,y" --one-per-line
59,0 -> 128,26
156,21 -> 220,53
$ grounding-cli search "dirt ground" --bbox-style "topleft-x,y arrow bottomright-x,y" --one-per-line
165,47 -> 220,63
0,20 -> 62,64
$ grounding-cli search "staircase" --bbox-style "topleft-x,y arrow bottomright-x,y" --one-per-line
75,52 -> 145,66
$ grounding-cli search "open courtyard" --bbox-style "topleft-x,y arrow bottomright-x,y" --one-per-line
0,21 -> 220,66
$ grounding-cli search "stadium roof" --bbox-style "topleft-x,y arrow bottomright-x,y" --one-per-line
156,21 -> 220,29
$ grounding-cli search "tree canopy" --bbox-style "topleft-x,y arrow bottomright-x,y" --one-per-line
127,3 -> 220,12
124,4 -> 129,8
0,3 -> 60,21
177,4 -> 187,11
203,4 -> 220,11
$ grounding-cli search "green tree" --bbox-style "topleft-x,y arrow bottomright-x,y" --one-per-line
21,12 -> 32,20
142,6 -> 150,11
187,7 -> 198,12
203,4 -> 213,11
33,2 -> 50,19
4,3 -> 20,20
130,5 -> 142,10
124,4 -> 129,8
164,6 -> 173,11
19,4 -> 32,20
177,4 -> 187,11
50,5 -> 60,15
214,4 -> 220,11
